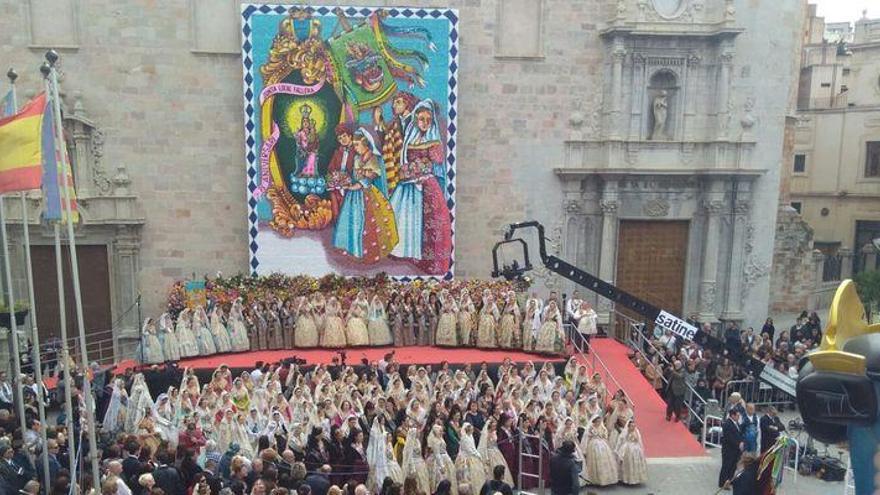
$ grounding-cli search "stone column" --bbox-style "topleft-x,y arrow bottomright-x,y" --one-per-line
717,49 -> 734,140
699,185 -> 725,322
630,53 -> 645,139
70,96 -> 95,198
609,39 -> 626,140
684,53 -> 700,140
113,226 -> 141,360
597,180 -> 619,324
721,198 -> 749,322
812,250 -> 826,287
840,247 -> 853,280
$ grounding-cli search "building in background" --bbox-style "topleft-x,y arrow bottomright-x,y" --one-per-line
0,0 -> 805,360
790,6 -> 880,275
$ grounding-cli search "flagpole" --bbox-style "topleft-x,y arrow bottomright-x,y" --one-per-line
0,94 -> 26,441
44,51 -> 100,491
39,64 -> 77,487
7,67 -> 51,494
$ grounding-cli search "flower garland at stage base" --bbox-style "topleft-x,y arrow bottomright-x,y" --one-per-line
166,273 -> 530,319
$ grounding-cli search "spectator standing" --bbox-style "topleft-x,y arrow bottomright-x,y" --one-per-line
478,465 -> 513,495
718,409 -> 743,488
548,441 -> 580,495
665,361 -> 686,422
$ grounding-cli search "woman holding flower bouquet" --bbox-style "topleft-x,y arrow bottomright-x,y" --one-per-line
331,128 -> 399,263
389,99 -> 452,275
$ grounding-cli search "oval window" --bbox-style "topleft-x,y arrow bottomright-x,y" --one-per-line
651,0 -> 686,18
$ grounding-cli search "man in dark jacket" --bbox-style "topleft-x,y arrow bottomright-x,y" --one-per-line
665,361 -> 687,422
719,408 -> 743,488
759,406 -> 786,453
479,465 -> 513,495
303,464 -> 331,495
549,440 -> 581,495
122,440 -> 146,495
153,450 -> 185,495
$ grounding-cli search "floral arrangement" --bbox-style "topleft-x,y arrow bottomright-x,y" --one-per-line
166,273 -> 530,319
398,159 -> 433,182
326,171 -> 352,191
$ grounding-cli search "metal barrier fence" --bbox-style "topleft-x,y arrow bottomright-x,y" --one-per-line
564,323 -> 634,408
722,379 -> 795,410
616,312 -> 711,445
704,414 -> 723,449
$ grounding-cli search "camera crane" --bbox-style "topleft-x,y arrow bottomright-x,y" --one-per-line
491,220 -> 766,375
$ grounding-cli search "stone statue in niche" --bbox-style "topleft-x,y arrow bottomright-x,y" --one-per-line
650,90 -> 668,140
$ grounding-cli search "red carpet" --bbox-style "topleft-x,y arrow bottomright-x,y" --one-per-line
588,339 -> 707,458
149,346 -> 563,370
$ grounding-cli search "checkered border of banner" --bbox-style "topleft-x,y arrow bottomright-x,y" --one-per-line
241,4 -> 459,282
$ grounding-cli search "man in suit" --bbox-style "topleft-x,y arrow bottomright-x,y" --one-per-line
36,439 -> 61,487
152,450 -> 185,495
122,440 -> 144,495
719,408 -> 743,488
759,406 -> 786,453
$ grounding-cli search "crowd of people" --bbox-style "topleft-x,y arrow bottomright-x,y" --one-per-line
141,286 -> 600,364
629,310 -> 821,425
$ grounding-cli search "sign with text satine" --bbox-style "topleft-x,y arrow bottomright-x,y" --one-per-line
654,310 -> 698,341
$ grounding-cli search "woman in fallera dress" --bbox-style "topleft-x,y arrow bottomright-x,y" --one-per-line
583,415 -> 619,486
477,420 -> 513,486
415,295 -> 430,346
455,422 -> 486,494
295,296 -> 319,347
158,313 -> 180,362
535,301 -> 563,355
194,307 -> 217,356
175,308 -> 200,358
435,291 -> 458,347
476,294 -> 499,349
141,318 -> 164,364
268,302 -> 285,350
282,299 -> 296,348
457,289 -> 476,347
498,291 -> 520,349
228,299 -> 251,352
616,420 -> 647,485
387,292 -> 404,345
426,424 -> 458,495
345,292 -> 371,346
210,306 -> 233,353
401,294 -> 417,346
312,293 -> 326,336
251,303 -> 268,350
426,292 -> 441,346
522,298 -> 541,352
322,296 -> 348,348
367,294 -> 392,346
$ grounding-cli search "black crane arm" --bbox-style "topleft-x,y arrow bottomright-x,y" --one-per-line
492,220 -> 766,376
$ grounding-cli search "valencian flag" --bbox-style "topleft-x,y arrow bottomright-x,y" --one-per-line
0,93 -> 47,193
40,94 -> 78,223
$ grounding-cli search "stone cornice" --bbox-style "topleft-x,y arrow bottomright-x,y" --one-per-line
554,168 -> 766,179
599,23 -> 744,40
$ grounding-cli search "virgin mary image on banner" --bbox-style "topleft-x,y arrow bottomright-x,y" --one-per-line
243,6 -> 458,279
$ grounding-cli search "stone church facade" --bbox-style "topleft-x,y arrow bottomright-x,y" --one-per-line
0,0 -> 805,356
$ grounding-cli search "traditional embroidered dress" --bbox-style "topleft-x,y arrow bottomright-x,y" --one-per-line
616,421 -> 647,485
536,304 -> 564,354
477,424 -> 513,486
322,298 -> 347,348
295,298 -> 319,347
141,319 -> 164,364
103,379 -> 128,435
498,296 -> 520,349
401,428 -> 431,495
455,423 -> 487,494
210,307 -> 233,353
194,307 -> 217,356
476,298 -> 499,349
159,313 -> 180,361
584,420 -> 619,486
427,425 -> 458,495
458,292 -> 476,346
345,295 -> 371,346
229,300 -> 251,352
435,295 -> 458,347
175,309 -> 200,358
367,296 -> 393,346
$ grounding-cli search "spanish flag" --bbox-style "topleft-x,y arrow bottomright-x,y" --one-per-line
0,93 -> 46,194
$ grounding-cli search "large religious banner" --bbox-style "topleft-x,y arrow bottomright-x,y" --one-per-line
242,5 -> 459,280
